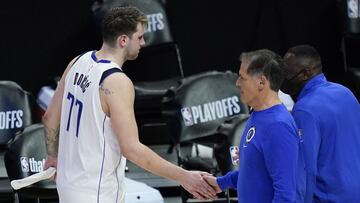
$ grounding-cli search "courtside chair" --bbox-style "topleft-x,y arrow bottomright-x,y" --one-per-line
4,124 -> 58,203
0,81 -> 34,202
161,71 -> 249,202
0,81 -> 33,144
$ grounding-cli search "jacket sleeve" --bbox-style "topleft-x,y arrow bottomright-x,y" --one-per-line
216,170 -> 239,190
292,110 -> 321,203
262,122 -> 299,203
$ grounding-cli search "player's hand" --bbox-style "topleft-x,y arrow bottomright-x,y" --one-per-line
203,174 -> 222,193
44,155 -> 57,181
179,170 -> 217,200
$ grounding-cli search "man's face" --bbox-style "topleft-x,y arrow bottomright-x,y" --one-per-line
236,61 -> 261,106
281,53 -> 306,96
126,23 -> 145,60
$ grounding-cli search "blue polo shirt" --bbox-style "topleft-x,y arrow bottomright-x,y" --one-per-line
292,73 -> 360,202
217,104 -> 305,203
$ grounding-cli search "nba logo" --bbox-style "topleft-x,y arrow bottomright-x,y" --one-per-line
229,146 -> 239,165
20,157 -> 29,172
181,107 -> 194,126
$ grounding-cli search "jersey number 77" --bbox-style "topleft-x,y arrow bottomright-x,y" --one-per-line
65,92 -> 83,137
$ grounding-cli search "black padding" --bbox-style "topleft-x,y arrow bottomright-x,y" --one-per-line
162,71 -> 249,144
180,116 -> 248,175
135,77 -> 181,97
93,0 -> 173,47
134,77 -> 181,111
133,77 -> 181,145
125,42 -> 183,82
0,81 -> 33,144
4,124 -> 58,200
213,116 -> 248,174
346,67 -> 360,100
0,178 -> 14,201
4,124 -> 55,189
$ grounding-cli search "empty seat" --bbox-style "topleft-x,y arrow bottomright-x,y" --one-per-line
4,124 -> 58,203
161,71 -> 249,202
0,81 -> 35,202
162,71 -> 249,144
0,81 -> 33,144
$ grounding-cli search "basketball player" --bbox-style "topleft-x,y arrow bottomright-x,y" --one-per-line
204,50 -> 305,202
42,6 -> 217,202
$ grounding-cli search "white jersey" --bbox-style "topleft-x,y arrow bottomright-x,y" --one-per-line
57,51 -> 126,203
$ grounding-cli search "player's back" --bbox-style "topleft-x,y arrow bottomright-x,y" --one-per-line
57,51 -> 126,203
294,75 -> 360,202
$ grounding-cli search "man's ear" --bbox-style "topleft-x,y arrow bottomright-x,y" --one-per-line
258,75 -> 266,91
301,68 -> 312,81
117,34 -> 128,48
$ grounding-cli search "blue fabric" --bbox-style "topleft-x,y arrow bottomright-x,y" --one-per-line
91,51 -> 111,63
293,73 -> 360,203
217,104 -> 305,203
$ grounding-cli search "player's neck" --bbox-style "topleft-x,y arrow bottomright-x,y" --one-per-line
96,44 -> 126,67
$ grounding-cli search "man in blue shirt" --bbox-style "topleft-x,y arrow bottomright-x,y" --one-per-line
204,49 -> 305,203
281,44 -> 360,202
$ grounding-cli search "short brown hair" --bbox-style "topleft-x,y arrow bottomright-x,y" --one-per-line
240,49 -> 285,91
101,6 -> 148,46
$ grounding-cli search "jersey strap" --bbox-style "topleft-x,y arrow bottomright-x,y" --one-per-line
99,68 -> 123,85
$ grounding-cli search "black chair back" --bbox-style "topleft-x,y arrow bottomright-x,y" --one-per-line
213,116 -> 248,174
0,81 -> 33,145
162,71 -> 249,144
4,124 -> 57,201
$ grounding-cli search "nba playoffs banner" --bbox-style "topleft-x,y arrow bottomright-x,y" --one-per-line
162,71 -> 249,143
0,81 -> 33,144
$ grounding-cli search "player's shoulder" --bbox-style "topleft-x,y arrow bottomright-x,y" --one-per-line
266,109 -> 297,133
104,71 -> 131,82
102,71 -> 133,89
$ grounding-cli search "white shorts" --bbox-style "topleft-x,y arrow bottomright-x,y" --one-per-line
57,186 -> 125,203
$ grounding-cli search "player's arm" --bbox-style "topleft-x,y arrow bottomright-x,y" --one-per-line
263,122 -> 299,202
292,110 -> 320,203
42,57 -> 76,167
101,73 -> 217,200
216,170 -> 239,190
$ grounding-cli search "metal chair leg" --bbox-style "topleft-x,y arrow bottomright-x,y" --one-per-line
14,192 -> 19,203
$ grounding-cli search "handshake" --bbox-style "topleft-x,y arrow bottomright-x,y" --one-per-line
180,146 -> 239,200
179,171 -> 222,200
